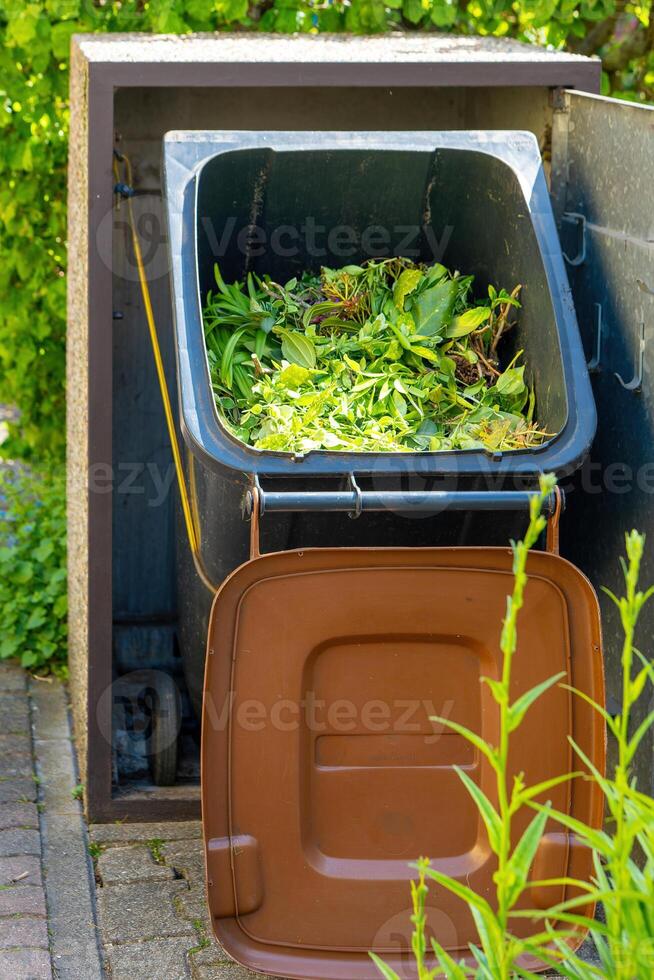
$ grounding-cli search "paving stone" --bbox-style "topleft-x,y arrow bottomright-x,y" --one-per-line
187,941 -> 232,970
188,947 -> 276,980
175,888 -> 212,926
0,948 -> 52,979
90,820 -> 202,845
0,916 -> 49,949
34,738 -> 78,816
36,812 -> 102,980
163,839 -> 206,886
0,734 -> 32,757
0,802 -> 39,830
0,778 -> 37,805
0,884 -> 47,917
29,680 -> 70,740
0,696 -> 31,735
98,844 -> 175,885
107,937 -> 195,980
0,665 -> 27,693
0,855 -> 42,887
97,880 -> 196,942
0,827 -> 40,857
0,755 -> 33,779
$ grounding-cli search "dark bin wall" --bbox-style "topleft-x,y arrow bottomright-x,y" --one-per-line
196,146 -> 566,438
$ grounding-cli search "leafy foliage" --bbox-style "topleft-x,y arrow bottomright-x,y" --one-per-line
0,2 -> 652,461
203,259 -> 541,453
534,531 -> 654,980
0,467 -> 67,675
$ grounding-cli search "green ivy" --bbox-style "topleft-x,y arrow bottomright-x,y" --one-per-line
0,467 -> 67,675
0,1 -> 652,461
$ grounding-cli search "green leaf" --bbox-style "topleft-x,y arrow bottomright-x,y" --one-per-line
368,953 -> 401,980
430,714 -> 499,771
278,363 -> 311,388
280,330 -> 317,369
393,269 -> 422,310
220,328 -> 246,388
411,278 -> 458,336
508,672 -> 566,732
454,766 -> 502,852
495,365 -> 526,397
444,306 -> 491,338
505,807 -> 550,909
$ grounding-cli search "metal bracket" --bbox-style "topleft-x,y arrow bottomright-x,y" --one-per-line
615,322 -> 646,393
561,212 -> 587,267
587,303 -> 603,373
347,474 -> 363,520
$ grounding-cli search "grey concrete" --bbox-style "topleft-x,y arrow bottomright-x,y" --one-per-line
0,884 -> 47,917
0,949 -> 52,979
31,678 -> 104,979
89,820 -> 202,845
97,844 -> 175,885
0,827 -> 41,857
0,694 -> 31,734
97,879 -> 195,943
0,801 -> 39,830
0,777 -> 36,804
0,850 -> 42,887
106,937 -> 196,980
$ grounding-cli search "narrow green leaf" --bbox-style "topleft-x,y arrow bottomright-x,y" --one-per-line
505,807 -> 550,908
508,671 -> 566,732
368,952 -> 401,980
430,714 -> 499,771
454,766 -> 502,853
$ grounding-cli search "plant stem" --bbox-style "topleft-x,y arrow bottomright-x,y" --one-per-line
494,482 -> 551,978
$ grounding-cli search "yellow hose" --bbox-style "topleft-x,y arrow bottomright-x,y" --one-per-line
114,153 -> 217,594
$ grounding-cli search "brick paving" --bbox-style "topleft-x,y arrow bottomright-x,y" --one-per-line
90,821 -> 274,979
0,663 -> 52,980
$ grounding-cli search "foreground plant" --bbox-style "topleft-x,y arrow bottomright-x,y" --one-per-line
533,530 -> 654,979
202,258 -> 544,454
372,473 -> 578,978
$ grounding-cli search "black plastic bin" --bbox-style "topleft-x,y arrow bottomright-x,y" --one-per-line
163,130 -> 596,714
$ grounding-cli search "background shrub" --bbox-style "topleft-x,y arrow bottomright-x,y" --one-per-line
0,466 -> 67,674
0,1 -> 652,462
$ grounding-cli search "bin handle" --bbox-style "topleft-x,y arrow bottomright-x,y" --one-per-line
246,482 -> 564,559
249,484 -> 262,560
113,151 -> 218,594
546,486 -> 562,556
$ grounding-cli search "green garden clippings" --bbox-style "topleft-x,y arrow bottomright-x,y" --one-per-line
202,258 -> 544,454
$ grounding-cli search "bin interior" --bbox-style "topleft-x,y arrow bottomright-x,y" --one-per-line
202,545 -> 604,979
196,146 -> 568,449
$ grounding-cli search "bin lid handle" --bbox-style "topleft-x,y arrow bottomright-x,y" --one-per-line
546,486 -> 562,556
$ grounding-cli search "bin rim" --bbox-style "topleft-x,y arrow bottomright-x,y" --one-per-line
163,129 -> 596,480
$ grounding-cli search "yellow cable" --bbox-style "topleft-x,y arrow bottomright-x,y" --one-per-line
114,154 -> 217,594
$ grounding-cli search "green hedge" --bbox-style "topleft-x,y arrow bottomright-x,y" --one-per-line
0,466 -> 67,673
1,1 -> 652,462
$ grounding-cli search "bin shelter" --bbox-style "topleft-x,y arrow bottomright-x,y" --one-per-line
67,34 -> 654,825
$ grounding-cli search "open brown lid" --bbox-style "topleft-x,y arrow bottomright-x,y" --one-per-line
202,547 -> 604,979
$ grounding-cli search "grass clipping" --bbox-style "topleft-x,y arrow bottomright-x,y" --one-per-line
203,258 -> 545,454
